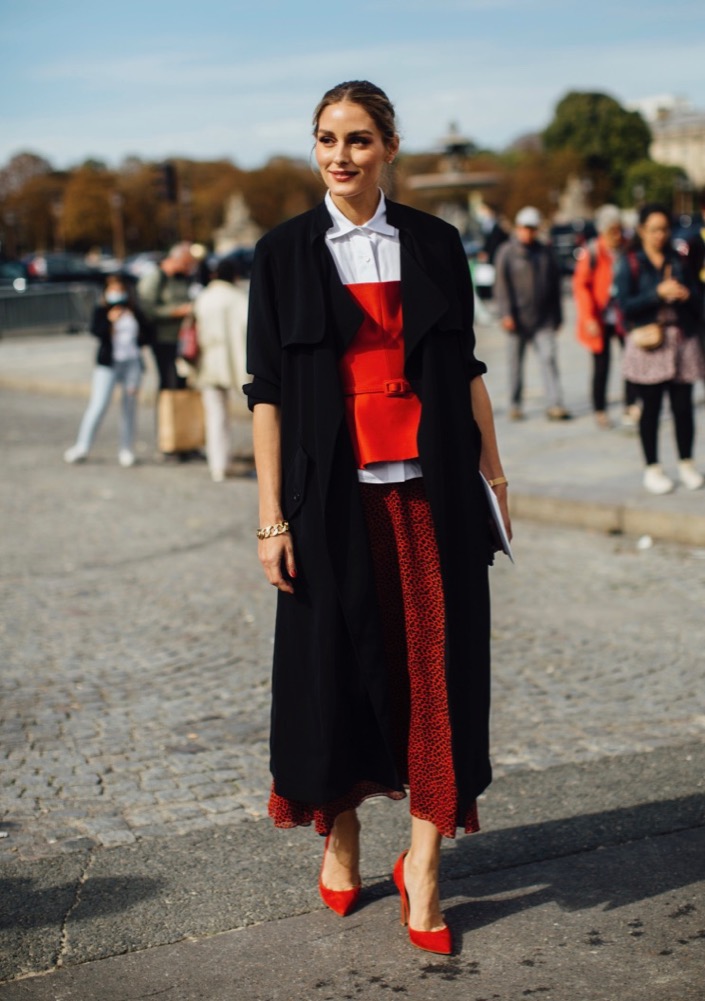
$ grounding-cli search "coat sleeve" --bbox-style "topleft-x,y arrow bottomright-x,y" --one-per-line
449,229 -> 488,381
493,243 -> 512,320
244,239 -> 282,409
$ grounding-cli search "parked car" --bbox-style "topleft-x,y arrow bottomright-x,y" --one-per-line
549,220 -> 597,274
23,252 -> 104,284
212,246 -> 256,281
0,258 -> 30,292
123,251 -> 164,280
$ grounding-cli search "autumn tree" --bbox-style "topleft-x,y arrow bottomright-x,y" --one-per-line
241,157 -> 322,231
61,165 -> 116,250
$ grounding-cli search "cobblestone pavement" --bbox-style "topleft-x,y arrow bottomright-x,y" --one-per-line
1,389 -> 704,862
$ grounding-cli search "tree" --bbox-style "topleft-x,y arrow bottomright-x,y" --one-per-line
622,159 -> 688,209
61,167 -> 115,250
0,152 -> 53,199
543,92 -> 651,205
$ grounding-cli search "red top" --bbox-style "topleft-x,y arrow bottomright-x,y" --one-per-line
338,281 -> 421,468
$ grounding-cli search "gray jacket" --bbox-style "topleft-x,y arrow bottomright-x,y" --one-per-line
494,237 -> 563,335
137,267 -> 192,344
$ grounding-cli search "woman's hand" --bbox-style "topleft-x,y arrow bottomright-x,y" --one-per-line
107,306 -> 124,323
493,484 -> 513,542
258,534 -> 297,594
586,319 -> 601,338
657,278 -> 690,302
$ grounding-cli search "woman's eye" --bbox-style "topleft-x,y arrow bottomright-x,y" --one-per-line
318,136 -> 334,145
351,136 -> 371,146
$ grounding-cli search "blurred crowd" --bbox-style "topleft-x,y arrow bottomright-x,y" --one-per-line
61,193 -> 705,497
63,241 -> 252,482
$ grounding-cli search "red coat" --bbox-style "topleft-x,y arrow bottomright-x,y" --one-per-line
572,236 -> 620,353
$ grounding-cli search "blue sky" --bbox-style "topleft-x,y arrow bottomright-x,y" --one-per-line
2,0 -> 704,170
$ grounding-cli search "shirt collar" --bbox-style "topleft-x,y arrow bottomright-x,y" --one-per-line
324,190 -> 397,240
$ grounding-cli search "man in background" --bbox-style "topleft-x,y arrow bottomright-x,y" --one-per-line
138,242 -> 197,394
494,206 -> 571,421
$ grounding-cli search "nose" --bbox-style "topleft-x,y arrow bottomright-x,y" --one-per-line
332,142 -> 349,164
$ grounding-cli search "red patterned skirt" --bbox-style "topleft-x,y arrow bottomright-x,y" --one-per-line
268,477 -> 480,838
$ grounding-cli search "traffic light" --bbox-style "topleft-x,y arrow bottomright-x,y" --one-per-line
155,162 -> 178,203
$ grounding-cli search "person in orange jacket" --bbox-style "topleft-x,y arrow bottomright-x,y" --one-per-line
573,204 -> 640,428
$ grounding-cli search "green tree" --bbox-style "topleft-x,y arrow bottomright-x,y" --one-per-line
543,92 -> 651,204
622,159 -> 688,209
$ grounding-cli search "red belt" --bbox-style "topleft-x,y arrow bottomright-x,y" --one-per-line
343,379 -> 412,397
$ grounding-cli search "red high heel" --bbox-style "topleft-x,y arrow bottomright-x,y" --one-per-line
392,850 -> 452,955
319,834 -> 361,917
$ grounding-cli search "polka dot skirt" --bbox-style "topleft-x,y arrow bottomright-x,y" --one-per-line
268,477 -> 479,839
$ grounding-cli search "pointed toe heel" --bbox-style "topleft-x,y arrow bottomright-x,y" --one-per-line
392,850 -> 452,956
319,835 -> 361,917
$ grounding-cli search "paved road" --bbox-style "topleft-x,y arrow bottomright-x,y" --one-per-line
1,388 -> 704,867
0,304 -> 704,998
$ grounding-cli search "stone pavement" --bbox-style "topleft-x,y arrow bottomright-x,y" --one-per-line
0,301 -> 704,998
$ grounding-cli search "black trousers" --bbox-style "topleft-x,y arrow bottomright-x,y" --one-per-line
152,341 -> 187,392
638,381 -> 694,466
592,325 -> 639,413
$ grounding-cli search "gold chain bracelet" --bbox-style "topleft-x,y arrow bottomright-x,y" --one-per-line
256,521 -> 290,540
487,476 -> 508,488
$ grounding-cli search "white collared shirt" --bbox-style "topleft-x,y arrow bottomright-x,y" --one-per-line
324,190 -> 421,485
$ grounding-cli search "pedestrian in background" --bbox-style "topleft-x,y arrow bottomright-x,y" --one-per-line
494,206 -> 571,421
246,79 -> 510,956
137,242 -> 196,394
616,203 -> 705,494
192,257 -> 249,482
573,204 -> 640,428
64,274 -> 152,467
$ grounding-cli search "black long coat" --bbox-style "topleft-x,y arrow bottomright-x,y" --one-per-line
245,199 -> 495,826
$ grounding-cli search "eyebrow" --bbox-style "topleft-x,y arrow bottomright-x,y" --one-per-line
317,128 -> 375,138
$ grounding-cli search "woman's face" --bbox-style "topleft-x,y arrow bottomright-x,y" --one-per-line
602,223 -> 623,251
639,212 -> 670,253
315,101 -> 397,206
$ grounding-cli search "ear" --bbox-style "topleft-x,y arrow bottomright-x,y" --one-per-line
387,134 -> 400,162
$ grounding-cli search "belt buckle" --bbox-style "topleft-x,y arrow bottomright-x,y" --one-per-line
384,379 -> 408,397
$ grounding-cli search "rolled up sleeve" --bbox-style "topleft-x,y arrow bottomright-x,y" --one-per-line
243,240 -> 283,411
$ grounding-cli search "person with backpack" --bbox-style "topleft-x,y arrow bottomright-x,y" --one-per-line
573,204 -> 640,428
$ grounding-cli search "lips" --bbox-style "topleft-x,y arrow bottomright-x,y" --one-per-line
330,171 -> 357,181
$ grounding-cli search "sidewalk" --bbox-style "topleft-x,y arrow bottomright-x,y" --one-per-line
1,303 -> 704,544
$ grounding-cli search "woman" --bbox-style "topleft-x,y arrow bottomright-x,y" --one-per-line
573,204 -> 640,428
245,81 -> 511,955
64,274 -> 153,467
192,257 -> 249,482
615,204 -> 704,494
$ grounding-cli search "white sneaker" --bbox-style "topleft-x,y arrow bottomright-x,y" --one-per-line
643,464 -> 674,495
678,460 -> 704,491
64,445 -> 87,464
118,449 -> 136,468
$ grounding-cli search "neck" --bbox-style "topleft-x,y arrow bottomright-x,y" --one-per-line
644,245 -> 665,265
330,189 -> 381,227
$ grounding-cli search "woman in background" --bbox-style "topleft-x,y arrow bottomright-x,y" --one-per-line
573,204 -> 640,428
64,274 -> 152,467
615,203 -> 704,494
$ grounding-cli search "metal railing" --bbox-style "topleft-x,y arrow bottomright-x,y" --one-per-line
0,284 -> 100,335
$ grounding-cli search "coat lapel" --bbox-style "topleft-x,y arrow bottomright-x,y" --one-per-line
399,237 -> 449,361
